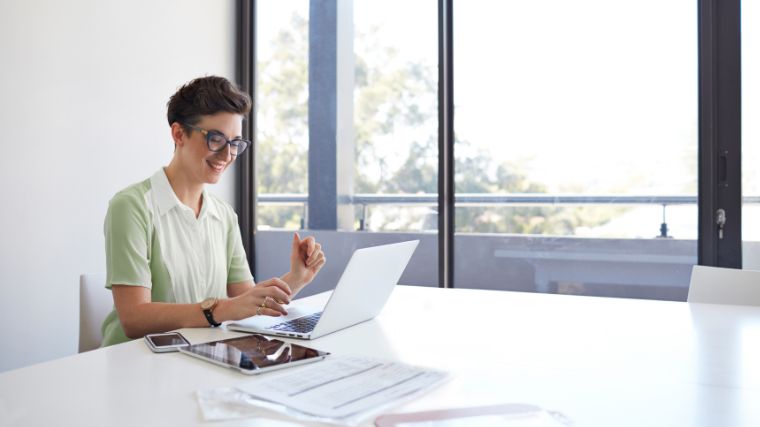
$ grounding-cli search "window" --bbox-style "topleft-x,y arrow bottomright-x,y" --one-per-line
243,0 -> 744,301
253,1 -> 439,294
453,0 -> 698,299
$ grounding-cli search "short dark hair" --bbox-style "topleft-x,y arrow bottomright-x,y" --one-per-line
166,76 -> 251,127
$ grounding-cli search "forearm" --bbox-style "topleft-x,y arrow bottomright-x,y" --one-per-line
117,301 -> 209,339
280,272 -> 306,297
227,280 -> 255,298
117,294 -> 284,339
115,279 -> 293,339
235,276 -> 301,297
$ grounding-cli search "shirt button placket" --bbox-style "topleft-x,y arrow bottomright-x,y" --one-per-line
186,210 -> 203,287
196,218 -> 208,289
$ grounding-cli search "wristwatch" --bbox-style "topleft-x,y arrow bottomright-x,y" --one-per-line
200,297 -> 221,327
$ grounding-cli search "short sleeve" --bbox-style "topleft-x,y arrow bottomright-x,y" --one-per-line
227,212 -> 254,284
104,192 -> 152,289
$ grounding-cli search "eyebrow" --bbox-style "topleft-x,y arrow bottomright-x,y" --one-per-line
208,128 -> 243,140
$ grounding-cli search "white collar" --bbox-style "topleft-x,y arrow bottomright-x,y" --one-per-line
149,168 -> 221,221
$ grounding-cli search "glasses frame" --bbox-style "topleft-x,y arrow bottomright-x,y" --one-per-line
183,123 -> 251,156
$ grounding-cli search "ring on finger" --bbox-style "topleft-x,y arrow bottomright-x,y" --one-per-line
256,306 -> 263,316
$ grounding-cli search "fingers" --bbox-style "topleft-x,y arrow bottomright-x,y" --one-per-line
257,277 -> 293,297
257,305 -> 287,317
311,257 -> 326,271
252,280 -> 292,316
300,236 -> 316,258
307,248 -> 325,268
263,287 -> 291,305
294,234 -> 324,266
305,243 -> 322,266
257,295 -> 288,316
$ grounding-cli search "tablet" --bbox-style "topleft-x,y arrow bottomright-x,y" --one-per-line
178,334 -> 329,375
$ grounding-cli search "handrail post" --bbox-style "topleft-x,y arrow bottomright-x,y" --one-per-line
358,203 -> 368,231
301,202 -> 308,230
659,204 -> 669,238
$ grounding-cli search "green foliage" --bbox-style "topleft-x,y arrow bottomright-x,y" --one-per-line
256,13 -> 618,235
256,14 -> 309,228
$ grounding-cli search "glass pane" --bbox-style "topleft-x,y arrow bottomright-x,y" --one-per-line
352,0 -> 439,286
353,1 -> 438,234
743,0 -> 760,268
254,1 -> 314,295
256,0 -> 309,231
255,1 -> 438,295
453,0 -> 698,300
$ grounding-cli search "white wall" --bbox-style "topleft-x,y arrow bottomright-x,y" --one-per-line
0,0 -> 238,372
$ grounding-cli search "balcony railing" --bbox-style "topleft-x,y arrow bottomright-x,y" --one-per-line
257,193 -> 760,236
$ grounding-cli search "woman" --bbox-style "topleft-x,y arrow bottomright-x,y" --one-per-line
101,76 -> 325,346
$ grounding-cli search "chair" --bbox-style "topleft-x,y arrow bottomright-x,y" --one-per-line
687,265 -> 760,306
79,273 -> 113,352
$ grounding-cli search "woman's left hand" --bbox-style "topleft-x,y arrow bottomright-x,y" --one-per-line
286,232 -> 326,293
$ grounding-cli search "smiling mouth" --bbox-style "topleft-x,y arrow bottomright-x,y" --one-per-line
207,160 -> 226,173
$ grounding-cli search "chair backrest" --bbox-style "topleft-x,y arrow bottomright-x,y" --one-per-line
79,273 -> 112,352
687,265 -> 760,306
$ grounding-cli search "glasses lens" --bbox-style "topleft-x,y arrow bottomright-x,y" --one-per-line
207,132 -> 227,151
232,140 -> 250,155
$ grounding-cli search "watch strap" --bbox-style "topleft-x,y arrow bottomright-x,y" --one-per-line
202,299 -> 221,327
203,309 -> 221,327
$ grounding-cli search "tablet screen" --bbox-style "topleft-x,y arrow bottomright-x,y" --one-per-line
179,334 -> 329,373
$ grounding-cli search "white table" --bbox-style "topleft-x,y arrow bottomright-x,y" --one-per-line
2,285 -> 760,426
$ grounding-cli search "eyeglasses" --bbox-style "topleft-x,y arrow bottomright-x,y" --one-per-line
183,124 -> 251,156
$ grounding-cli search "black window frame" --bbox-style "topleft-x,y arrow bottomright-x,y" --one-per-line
237,0 -> 744,286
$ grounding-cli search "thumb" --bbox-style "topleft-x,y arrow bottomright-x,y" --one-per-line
291,232 -> 300,253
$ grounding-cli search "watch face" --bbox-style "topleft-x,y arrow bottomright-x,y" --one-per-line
201,298 -> 216,310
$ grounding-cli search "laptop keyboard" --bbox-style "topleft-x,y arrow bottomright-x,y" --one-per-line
269,312 -> 323,333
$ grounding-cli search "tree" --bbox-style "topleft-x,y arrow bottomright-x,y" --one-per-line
256,12 -> 619,235
256,13 -> 309,229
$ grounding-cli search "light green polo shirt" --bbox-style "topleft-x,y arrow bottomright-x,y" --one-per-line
101,169 -> 253,347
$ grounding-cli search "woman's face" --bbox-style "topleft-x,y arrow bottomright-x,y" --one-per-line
179,112 -> 243,185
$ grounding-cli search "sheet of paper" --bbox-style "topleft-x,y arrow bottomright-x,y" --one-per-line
395,412 -> 569,427
238,355 -> 448,420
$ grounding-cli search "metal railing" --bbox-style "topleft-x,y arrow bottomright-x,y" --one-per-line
256,193 -> 760,235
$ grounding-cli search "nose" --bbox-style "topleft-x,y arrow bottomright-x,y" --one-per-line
219,142 -> 233,162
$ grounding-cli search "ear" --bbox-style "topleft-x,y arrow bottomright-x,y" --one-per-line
170,122 -> 187,148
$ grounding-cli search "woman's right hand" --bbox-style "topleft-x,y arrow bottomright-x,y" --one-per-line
226,278 -> 292,319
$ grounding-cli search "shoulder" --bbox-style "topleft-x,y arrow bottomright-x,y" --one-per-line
107,178 -> 152,218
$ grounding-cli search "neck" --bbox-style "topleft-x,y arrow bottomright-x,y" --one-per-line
164,160 -> 203,216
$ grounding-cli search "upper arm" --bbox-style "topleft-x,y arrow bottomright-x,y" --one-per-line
226,211 -> 254,284
104,193 -> 152,289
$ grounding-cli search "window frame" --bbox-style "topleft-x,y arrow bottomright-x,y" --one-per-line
237,0 -> 744,285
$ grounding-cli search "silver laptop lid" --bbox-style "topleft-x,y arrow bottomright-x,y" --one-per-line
310,240 -> 419,338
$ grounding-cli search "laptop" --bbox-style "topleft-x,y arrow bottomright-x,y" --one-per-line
228,240 -> 419,340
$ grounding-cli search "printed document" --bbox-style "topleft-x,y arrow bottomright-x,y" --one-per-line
238,355 -> 448,419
